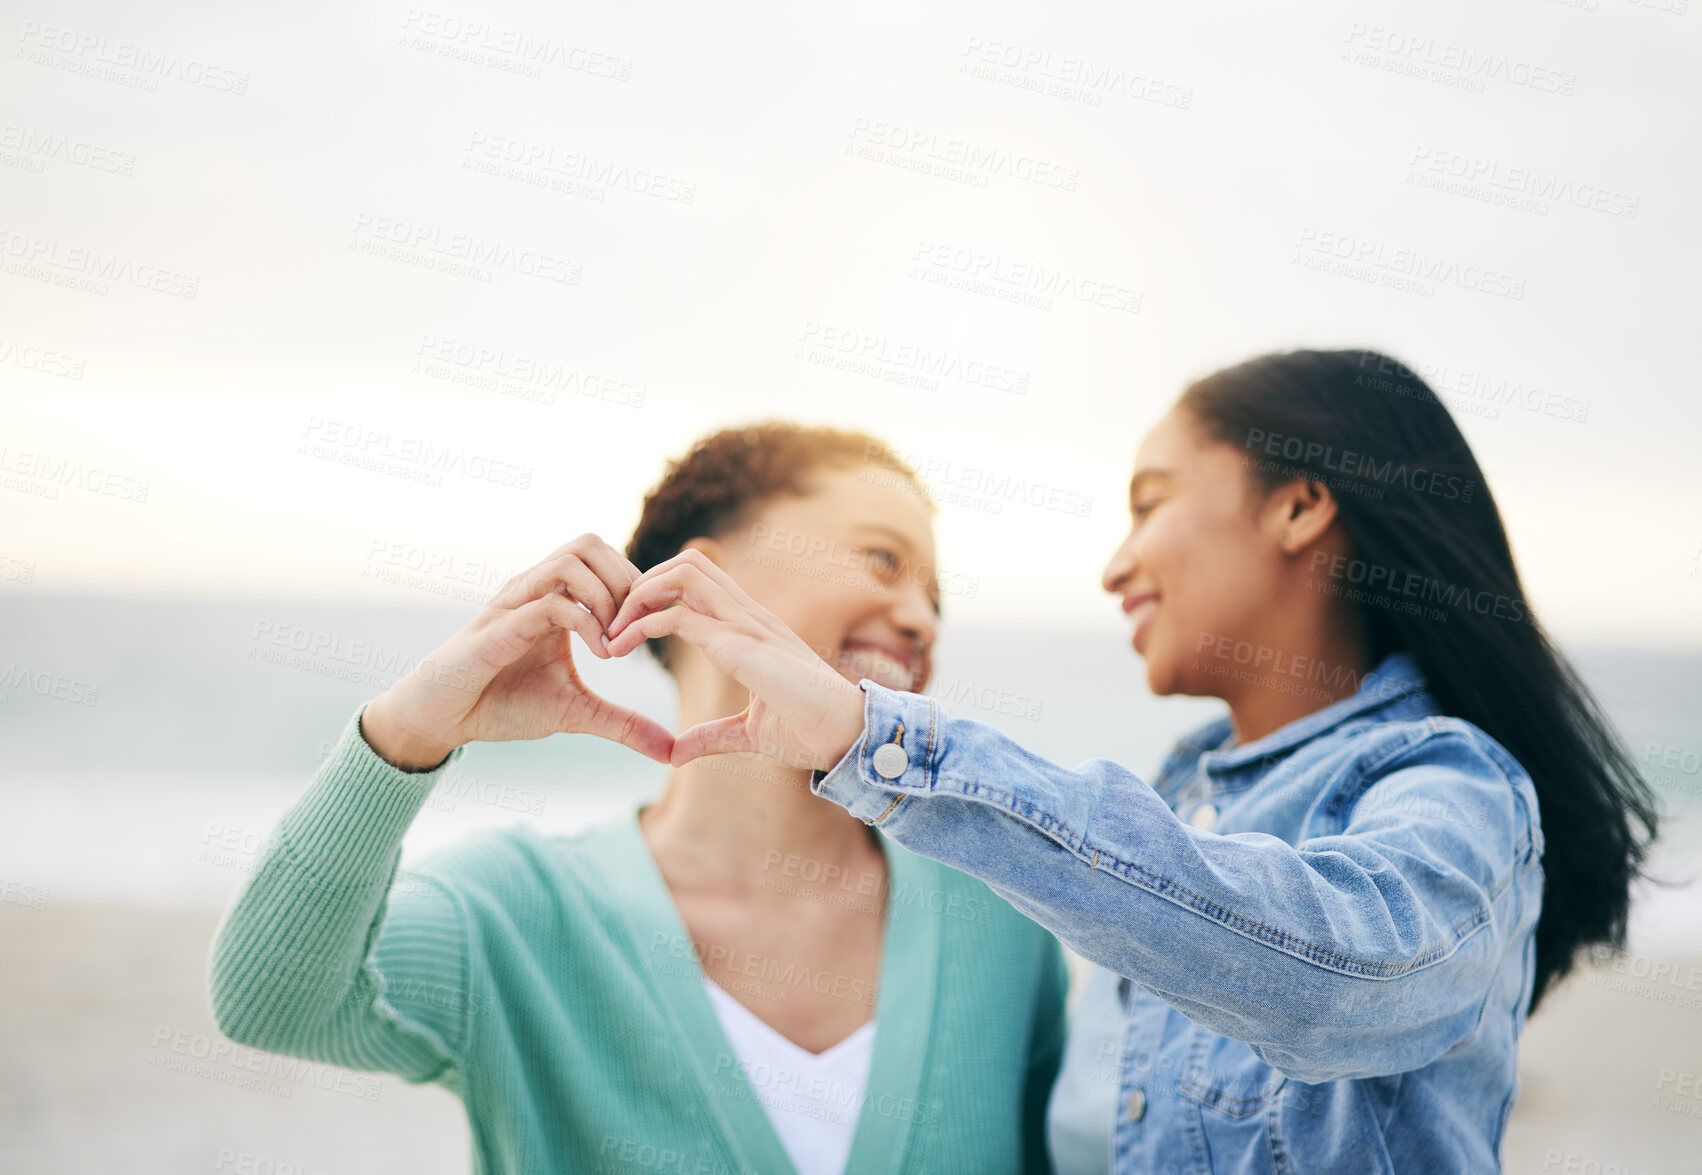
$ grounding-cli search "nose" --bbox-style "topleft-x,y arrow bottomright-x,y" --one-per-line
1102,529 -> 1138,595
891,580 -> 939,653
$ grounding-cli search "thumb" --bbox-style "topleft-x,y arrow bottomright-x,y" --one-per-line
670,711 -> 755,766
574,695 -> 676,765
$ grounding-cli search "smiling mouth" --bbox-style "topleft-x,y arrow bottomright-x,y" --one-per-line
835,640 -> 921,691
1125,596 -> 1159,644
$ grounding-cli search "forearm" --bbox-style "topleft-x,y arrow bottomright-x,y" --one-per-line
208,703 -> 469,1078
814,683 -> 1523,1082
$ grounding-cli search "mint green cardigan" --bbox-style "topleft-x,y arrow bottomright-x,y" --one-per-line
208,704 -> 1069,1174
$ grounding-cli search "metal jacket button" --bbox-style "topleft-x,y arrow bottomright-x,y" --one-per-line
1189,803 -> 1218,831
872,742 -> 908,780
1126,1089 -> 1147,1121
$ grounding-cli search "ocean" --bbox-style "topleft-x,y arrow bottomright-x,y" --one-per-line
2,594 -> 1696,949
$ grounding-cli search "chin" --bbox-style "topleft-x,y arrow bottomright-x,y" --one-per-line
1140,649 -> 1180,697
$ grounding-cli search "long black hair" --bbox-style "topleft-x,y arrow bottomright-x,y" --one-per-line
1179,348 -> 1663,1014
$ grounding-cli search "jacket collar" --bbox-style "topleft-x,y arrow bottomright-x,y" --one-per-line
1195,649 -> 1431,778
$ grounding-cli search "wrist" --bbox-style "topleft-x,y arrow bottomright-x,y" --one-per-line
813,678 -> 870,771
360,696 -> 458,772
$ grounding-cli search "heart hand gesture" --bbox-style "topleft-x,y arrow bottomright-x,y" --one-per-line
604,548 -> 868,771
361,534 -> 676,769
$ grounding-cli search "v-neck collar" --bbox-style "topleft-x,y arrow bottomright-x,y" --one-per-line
588,804 -> 940,1175
701,974 -> 877,1065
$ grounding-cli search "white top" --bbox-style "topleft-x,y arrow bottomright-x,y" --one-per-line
702,977 -> 876,1175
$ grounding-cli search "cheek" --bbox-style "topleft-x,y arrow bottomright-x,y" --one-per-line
1147,513 -> 1264,644
752,568 -> 860,655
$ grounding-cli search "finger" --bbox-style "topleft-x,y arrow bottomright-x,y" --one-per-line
670,713 -> 754,766
611,549 -> 766,634
474,594 -> 611,679
606,563 -> 745,641
488,553 -> 618,630
571,693 -> 676,765
487,534 -> 632,622
605,605 -> 712,660
611,605 -> 844,706
573,537 -> 642,604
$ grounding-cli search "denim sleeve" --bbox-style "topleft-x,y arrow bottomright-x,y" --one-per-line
814,682 -> 1542,1085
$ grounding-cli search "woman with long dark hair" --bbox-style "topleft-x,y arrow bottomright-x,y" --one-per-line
602,349 -> 1664,1172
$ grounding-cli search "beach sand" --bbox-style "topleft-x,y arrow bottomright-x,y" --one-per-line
3,903 -> 1698,1173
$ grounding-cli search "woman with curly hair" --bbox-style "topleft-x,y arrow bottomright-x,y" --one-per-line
209,424 -> 1068,1175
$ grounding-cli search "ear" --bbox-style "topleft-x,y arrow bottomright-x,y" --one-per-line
1267,477 -> 1339,556
679,536 -> 727,568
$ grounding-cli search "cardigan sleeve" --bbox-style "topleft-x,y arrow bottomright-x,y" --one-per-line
207,703 -> 475,1084
1021,938 -> 1070,1175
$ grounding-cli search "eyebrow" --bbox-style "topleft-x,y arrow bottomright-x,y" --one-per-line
855,522 -> 943,617
1127,467 -> 1173,503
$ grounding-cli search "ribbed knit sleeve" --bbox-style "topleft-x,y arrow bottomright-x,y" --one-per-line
207,702 -> 473,1085
1022,941 -> 1070,1174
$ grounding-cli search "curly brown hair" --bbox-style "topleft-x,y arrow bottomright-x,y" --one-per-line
625,421 -> 931,671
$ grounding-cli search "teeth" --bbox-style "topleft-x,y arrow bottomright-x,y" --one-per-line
838,645 -> 914,690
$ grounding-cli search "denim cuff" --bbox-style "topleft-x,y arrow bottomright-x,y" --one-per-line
810,679 -> 939,825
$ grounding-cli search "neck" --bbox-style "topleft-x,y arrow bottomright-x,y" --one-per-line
638,662 -> 881,896
1220,612 -> 1373,747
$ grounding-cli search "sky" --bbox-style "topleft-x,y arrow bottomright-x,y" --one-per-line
3,0 -> 1700,646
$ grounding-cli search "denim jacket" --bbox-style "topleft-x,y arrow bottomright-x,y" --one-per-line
812,650 -> 1545,1173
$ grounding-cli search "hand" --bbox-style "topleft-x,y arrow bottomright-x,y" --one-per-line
604,549 -> 868,770
361,534 -> 675,769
